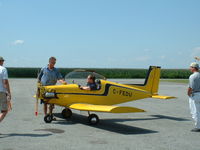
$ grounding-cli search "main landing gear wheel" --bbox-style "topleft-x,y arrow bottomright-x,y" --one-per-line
61,108 -> 72,119
44,114 -> 53,123
88,114 -> 99,125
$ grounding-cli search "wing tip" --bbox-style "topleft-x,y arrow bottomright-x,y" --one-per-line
152,95 -> 177,99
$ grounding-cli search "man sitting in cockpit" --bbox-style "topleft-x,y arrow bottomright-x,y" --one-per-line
80,75 -> 97,90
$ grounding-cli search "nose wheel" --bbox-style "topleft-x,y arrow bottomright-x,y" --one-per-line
44,114 -> 53,123
61,108 -> 72,119
88,114 -> 99,125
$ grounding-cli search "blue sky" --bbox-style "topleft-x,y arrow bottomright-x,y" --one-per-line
0,0 -> 200,68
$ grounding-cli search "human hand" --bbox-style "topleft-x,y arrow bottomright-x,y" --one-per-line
79,85 -> 83,89
62,82 -> 67,85
7,93 -> 11,100
7,100 -> 12,111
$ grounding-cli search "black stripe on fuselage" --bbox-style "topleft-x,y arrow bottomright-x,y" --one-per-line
55,83 -> 148,96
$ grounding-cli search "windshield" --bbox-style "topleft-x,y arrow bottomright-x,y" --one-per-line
65,70 -> 106,86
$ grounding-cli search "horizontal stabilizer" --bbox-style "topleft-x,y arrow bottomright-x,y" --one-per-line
152,95 -> 176,99
69,103 -> 145,113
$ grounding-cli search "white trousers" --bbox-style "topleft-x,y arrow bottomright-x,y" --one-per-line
189,92 -> 200,129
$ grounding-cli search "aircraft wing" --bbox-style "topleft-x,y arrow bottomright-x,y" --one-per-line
152,95 -> 176,99
69,103 -> 145,113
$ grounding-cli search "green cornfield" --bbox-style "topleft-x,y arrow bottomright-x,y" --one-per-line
7,67 -> 191,79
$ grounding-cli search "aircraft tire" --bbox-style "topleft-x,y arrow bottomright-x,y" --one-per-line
44,114 -> 53,123
61,108 -> 72,119
88,114 -> 99,125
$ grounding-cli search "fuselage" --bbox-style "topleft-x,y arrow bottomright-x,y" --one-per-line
39,80 -> 152,107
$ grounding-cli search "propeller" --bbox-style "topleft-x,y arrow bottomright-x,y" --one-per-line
35,82 -> 41,116
35,69 -> 41,116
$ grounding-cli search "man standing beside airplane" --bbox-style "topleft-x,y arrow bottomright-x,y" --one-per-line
188,62 -> 200,132
0,56 -> 11,122
38,57 -> 67,119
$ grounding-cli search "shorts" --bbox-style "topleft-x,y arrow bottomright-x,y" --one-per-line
0,92 -> 8,111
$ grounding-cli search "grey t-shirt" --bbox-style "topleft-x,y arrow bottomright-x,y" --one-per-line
189,72 -> 200,93
0,66 -> 8,92
38,66 -> 63,86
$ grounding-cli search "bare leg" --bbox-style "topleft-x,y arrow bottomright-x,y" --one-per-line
0,111 -> 8,122
49,104 -> 55,115
49,104 -> 56,120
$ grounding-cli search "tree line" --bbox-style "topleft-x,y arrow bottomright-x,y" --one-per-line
7,68 -> 191,79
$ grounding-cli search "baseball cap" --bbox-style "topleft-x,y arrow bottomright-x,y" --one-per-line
190,62 -> 199,69
0,56 -> 5,61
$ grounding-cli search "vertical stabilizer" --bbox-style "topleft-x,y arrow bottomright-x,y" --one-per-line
127,66 -> 161,95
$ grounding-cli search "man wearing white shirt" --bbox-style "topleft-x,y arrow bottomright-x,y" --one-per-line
0,56 -> 11,122
188,62 -> 200,132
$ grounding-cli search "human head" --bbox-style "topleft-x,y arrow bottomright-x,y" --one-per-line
0,56 -> 5,66
190,62 -> 199,72
87,74 -> 96,83
48,57 -> 56,69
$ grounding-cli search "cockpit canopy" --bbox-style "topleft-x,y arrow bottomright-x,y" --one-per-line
65,69 -> 106,86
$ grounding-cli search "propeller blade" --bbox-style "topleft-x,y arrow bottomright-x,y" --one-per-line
35,97 -> 39,116
35,83 -> 41,116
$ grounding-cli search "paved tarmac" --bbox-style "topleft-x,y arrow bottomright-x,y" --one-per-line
0,79 -> 200,150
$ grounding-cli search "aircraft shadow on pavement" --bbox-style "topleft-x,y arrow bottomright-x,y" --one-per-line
106,115 -> 190,122
0,133 -> 52,139
53,113 -> 158,135
150,115 -> 190,121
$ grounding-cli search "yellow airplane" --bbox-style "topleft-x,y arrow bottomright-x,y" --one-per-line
35,66 -> 175,125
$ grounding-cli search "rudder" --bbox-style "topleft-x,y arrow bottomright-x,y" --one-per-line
127,66 -> 161,95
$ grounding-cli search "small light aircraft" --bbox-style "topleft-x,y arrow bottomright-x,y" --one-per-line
35,66 -> 175,125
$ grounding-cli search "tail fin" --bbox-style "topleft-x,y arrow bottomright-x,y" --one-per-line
127,66 -> 161,95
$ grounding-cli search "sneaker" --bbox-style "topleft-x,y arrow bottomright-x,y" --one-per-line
191,128 -> 200,132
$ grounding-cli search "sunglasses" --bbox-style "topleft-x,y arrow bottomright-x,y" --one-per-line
50,62 -> 56,64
